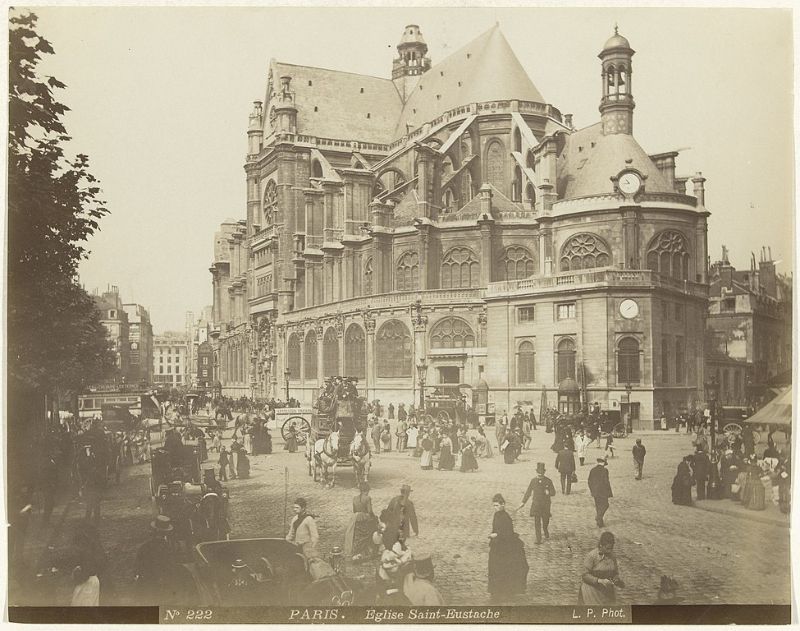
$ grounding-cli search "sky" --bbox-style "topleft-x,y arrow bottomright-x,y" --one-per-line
27,5 -> 795,332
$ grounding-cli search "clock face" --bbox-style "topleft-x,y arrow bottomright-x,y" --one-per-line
619,299 -> 640,319
618,172 -> 642,195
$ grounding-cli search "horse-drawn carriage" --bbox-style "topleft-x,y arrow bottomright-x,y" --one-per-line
149,444 -> 202,496
306,377 -> 370,488
181,538 -> 364,606
419,385 -> 468,425
276,407 -> 312,447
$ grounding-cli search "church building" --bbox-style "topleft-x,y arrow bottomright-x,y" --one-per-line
213,24 -> 710,426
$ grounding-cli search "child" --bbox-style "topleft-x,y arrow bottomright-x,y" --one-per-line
604,432 -> 615,459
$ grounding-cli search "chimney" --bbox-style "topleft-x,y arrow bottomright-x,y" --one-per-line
692,172 -> 706,206
649,151 -> 678,190
674,176 -> 688,195
564,113 -> 573,129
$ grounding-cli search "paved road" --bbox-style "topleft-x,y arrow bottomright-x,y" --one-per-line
18,427 -> 790,606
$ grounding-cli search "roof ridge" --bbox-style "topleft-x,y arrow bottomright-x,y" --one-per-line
274,60 -> 394,83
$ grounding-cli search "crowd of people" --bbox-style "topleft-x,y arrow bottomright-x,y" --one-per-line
671,423 -> 791,514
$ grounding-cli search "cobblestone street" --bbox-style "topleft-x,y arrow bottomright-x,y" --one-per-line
20,426 -> 790,608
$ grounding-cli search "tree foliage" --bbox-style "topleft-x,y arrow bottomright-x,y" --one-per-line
8,11 -> 116,393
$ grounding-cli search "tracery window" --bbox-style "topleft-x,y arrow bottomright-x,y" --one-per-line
323,328 -> 339,377
517,340 -> 536,384
376,320 -> 412,378
286,333 -> 301,378
646,230 -> 690,281
442,188 -> 456,214
560,233 -> 611,271
344,324 -> 366,379
363,258 -> 373,296
441,247 -> 479,288
512,166 -> 523,202
430,317 -> 475,349
263,180 -> 278,226
396,251 -> 419,291
617,337 -> 640,383
485,139 -> 505,191
304,330 -> 317,380
500,246 -> 536,281
557,337 -> 576,382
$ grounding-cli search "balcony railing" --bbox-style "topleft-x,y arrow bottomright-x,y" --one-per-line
487,269 -> 708,298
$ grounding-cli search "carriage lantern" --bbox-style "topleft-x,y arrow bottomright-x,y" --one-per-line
329,546 -> 344,575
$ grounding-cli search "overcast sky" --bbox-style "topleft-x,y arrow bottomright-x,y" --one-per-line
30,5 -> 794,332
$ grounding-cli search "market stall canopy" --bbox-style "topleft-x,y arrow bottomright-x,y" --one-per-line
743,387 -> 793,426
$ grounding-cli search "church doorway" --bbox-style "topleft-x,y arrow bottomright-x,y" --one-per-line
438,366 -> 460,384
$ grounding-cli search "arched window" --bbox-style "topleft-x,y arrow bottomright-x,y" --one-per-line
526,150 -> 535,170
617,337 -> 640,383
461,169 -> 474,203
485,139 -> 505,191
557,338 -> 576,382
311,159 -> 323,178
441,188 -> 456,214
513,127 -> 522,153
344,324 -> 366,379
646,231 -> 690,281
376,320 -> 412,378
512,166 -> 522,202
287,333 -> 301,379
396,251 -> 419,291
263,180 -> 278,226
363,258 -> 373,296
517,340 -> 536,384
304,330 -> 317,380
323,328 -> 339,377
525,183 -> 536,209
441,247 -> 479,288
430,317 -> 475,349
500,246 -> 536,281
560,233 -> 611,271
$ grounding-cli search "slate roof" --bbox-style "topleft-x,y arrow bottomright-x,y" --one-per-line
394,25 -> 545,137
269,62 -> 402,144
556,123 -> 673,199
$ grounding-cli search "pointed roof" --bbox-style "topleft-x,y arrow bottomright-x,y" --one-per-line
268,61 -> 402,144
556,124 -> 674,199
395,25 -> 546,137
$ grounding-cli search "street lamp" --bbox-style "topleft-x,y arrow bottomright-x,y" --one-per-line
625,382 -> 633,432
704,375 -> 720,450
284,368 -> 291,402
417,360 -> 427,411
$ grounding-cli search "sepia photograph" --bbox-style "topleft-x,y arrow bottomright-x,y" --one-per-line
5,4 -> 795,625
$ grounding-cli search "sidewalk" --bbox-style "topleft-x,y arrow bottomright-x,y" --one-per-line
694,498 -> 790,528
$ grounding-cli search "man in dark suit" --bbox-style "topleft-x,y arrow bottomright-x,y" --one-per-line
386,484 -> 419,544
692,446 -> 711,500
555,446 -> 576,494
519,462 -> 557,544
587,457 -> 613,527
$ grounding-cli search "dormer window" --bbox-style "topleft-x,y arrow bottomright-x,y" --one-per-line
367,113 -> 371,119
467,53 -> 471,59
308,80 -> 312,86
109,310 -> 116,319
360,87 -> 364,93
314,106 -> 318,112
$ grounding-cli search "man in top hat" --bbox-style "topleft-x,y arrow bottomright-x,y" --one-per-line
403,552 -> 444,605
134,515 -> 180,603
386,484 -> 419,544
587,457 -> 613,527
519,463 -> 557,544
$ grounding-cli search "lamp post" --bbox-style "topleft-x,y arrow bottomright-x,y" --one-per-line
625,382 -> 633,432
705,375 -> 720,450
417,359 -> 427,411
284,369 -> 291,402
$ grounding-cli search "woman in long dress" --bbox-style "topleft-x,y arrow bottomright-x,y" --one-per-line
420,434 -> 434,470
503,431 -> 522,464
671,457 -> 694,505
578,532 -> 624,604
406,424 -> 419,454
476,426 -> 493,458
285,424 -> 298,453
742,465 -> 766,510
438,435 -> 455,471
487,494 -> 528,601
344,483 -> 379,561
460,439 -> 479,472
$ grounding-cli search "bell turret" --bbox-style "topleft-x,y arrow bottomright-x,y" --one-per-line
599,26 -> 635,135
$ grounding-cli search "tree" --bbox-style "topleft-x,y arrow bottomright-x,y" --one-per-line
8,11 -> 115,397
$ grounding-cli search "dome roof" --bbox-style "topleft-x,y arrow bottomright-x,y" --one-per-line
558,378 -> 581,393
399,24 -> 426,46
602,27 -> 631,51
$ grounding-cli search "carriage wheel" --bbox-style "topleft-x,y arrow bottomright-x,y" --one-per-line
722,422 -> 743,436
436,410 -> 451,423
282,417 -> 311,446
612,423 -> 627,439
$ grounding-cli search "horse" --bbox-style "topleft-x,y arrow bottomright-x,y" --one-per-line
312,430 -> 340,488
350,432 -> 372,488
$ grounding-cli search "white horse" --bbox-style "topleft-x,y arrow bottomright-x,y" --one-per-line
350,432 -> 372,487
313,430 -> 340,488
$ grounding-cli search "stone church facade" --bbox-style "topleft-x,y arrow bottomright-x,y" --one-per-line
213,24 -> 709,426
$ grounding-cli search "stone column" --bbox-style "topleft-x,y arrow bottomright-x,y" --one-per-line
316,325 -> 324,387
417,225 -> 430,290
478,217 -> 494,285
364,312 -> 376,400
